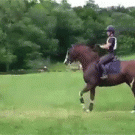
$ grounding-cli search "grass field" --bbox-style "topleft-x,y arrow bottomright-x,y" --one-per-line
0,71 -> 135,135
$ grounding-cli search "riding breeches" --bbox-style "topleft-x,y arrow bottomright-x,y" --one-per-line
99,53 -> 115,65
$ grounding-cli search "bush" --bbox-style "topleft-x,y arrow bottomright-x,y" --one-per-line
27,57 -> 51,69
48,62 -> 67,72
117,35 -> 135,55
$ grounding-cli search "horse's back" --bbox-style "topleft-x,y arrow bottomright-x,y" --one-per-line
98,60 -> 135,86
121,60 -> 135,77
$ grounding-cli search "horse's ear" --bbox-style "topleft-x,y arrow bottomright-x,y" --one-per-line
71,44 -> 75,51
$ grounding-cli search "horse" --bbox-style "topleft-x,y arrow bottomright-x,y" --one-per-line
64,44 -> 135,113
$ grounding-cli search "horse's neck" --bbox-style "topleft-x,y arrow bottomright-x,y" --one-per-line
78,51 -> 99,71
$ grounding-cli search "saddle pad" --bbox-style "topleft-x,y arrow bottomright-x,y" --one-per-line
105,60 -> 121,74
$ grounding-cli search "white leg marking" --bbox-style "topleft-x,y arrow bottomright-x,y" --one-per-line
64,50 -> 69,64
130,78 -> 135,88
90,100 -> 94,104
79,91 -> 81,97
131,110 -> 135,114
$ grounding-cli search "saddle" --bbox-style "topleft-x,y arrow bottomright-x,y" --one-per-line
97,57 -> 121,77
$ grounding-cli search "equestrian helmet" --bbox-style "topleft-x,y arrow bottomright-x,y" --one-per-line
106,25 -> 115,33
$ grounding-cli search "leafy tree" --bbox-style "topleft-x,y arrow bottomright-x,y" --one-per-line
111,12 -> 135,37
85,0 -> 99,10
0,0 -> 27,71
115,5 -> 129,13
27,2 -> 59,57
73,5 -> 98,21
0,0 -> 134,71
83,17 -> 106,45
0,0 -> 43,70
54,5 -> 83,57
129,7 -> 135,18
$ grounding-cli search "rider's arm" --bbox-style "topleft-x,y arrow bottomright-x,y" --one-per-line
100,43 -> 111,49
100,38 -> 114,50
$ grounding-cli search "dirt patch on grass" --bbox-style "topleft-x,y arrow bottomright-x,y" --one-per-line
0,108 -> 76,120
0,108 -> 133,120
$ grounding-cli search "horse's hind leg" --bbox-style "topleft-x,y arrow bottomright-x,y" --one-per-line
130,78 -> 135,113
79,85 -> 88,111
89,88 -> 95,111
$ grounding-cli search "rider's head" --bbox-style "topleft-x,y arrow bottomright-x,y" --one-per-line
106,25 -> 115,36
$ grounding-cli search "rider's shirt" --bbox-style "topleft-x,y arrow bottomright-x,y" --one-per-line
107,36 -> 117,53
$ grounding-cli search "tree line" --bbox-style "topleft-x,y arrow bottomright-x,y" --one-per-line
0,0 -> 135,72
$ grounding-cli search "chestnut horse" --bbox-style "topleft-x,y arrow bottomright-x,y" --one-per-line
64,44 -> 135,112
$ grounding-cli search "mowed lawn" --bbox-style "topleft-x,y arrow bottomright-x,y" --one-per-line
0,71 -> 135,134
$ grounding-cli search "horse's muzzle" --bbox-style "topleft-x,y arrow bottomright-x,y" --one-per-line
64,61 -> 68,65
64,60 -> 71,65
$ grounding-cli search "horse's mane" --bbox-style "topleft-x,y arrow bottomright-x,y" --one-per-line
73,43 -> 107,57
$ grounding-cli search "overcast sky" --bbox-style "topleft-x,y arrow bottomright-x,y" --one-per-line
56,0 -> 135,8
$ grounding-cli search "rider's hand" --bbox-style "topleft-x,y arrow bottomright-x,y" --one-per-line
100,45 -> 104,48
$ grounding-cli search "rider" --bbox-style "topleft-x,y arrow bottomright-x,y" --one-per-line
98,25 -> 117,79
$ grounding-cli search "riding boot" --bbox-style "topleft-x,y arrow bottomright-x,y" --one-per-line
100,64 -> 108,79
96,63 -> 102,77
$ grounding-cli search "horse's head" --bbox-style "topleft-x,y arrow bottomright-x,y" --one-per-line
64,45 -> 78,65
64,44 -> 100,68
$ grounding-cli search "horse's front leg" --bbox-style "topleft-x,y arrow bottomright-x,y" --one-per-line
79,84 -> 95,112
79,84 -> 89,104
79,84 -> 89,112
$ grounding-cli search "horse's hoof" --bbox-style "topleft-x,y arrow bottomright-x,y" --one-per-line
131,110 -> 135,113
85,109 -> 90,113
82,107 -> 89,113
89,103 -> 94,111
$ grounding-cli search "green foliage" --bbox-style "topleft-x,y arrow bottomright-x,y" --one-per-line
73,6 -> 98,21
52,6 -> 84,55
117,35 -> 135,55
0,0 -> 134,71
83,18 -> 106,45
112,12 -> 135,33
129,8 -> 135,17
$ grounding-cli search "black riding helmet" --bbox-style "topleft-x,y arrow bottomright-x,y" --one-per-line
106,25 -> 115,34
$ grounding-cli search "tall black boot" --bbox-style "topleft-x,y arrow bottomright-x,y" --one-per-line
100,64 -> 108,79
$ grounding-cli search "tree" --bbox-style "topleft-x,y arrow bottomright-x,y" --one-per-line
85,0 -> 99,10
111,12 -> 135,36
53,6 -> 83,58
27,2 -> 59,57
129,7 -> 135,18
0,0 -> 44,70
83,17 -> 106,45
73,5 -> 98,21
0,0 -> 27,71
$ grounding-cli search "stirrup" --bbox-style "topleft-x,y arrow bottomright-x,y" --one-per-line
100,74 -> 108,79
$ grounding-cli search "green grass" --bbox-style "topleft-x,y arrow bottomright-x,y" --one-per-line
0,72 -> 135,134
1,53 -> 135,134
119,54 -> 135,61
0,111 -> 135,135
